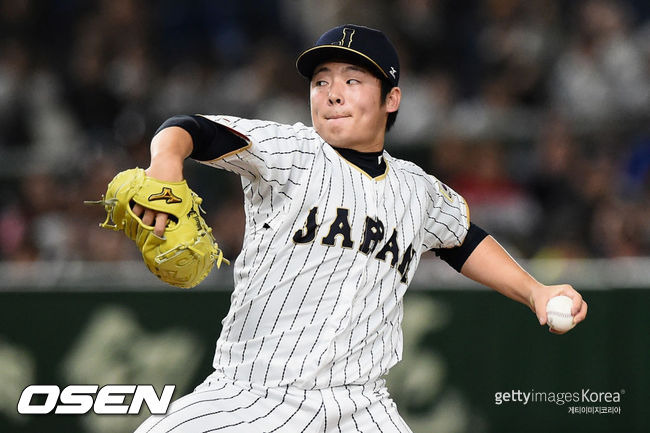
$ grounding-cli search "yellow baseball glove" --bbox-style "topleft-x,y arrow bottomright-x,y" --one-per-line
85,168 -> 229,288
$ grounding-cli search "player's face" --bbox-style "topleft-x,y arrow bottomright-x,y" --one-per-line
310,62 -> 400,152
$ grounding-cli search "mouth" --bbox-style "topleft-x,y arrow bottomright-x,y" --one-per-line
325,114 -> 351,120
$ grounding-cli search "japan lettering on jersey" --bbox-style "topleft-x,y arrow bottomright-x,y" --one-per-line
199,115 -> 469,390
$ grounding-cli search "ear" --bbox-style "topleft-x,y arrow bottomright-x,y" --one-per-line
385,87 -> 401,113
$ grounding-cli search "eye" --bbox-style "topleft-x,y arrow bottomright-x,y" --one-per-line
314,80 -> 328,87
347,79 -> 360,84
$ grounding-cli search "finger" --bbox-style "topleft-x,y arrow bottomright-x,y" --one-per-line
556,283 -> 575,297
573,300 -> 588,325
571,293 -> 583,317
559,285 -> 584,318
552,284 -> 583,317
142,209 -> 155,226
154,213 -> 168,238
132,203 -> 144,218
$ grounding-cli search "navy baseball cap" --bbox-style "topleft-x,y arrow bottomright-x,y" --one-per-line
296,24 -> 400,87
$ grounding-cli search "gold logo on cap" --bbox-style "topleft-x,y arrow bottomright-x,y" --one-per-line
338,28 -> 355,48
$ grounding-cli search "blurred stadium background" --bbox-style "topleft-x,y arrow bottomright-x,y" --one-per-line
0,0 -> 648,432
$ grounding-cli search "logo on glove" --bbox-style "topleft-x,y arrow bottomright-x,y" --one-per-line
149,187 -> 182,204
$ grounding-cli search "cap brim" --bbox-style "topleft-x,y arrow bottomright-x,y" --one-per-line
296,45 -> 389,81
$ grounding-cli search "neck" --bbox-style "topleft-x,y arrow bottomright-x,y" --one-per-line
329,138 -> 384,153
331,145 -> 387,178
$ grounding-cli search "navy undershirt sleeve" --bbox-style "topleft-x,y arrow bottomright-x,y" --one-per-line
155,115 -> 487,273
433,223 -> 489,272
154,115 -> 247,161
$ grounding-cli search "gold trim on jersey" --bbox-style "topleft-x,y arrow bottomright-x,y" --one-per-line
456,197 -> 471,246
331,148 -> 390,180
196,115 -> 253,162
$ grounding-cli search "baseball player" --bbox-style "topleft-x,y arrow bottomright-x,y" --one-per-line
132,24 -> 588,432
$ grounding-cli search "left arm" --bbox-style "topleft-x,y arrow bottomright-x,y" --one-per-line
460,235 -> 588,333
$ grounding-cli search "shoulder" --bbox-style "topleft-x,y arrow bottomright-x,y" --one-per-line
200,115 -> 321,144
384,152 -> 438,185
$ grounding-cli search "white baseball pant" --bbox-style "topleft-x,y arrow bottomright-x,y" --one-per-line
134,371 -> 412,433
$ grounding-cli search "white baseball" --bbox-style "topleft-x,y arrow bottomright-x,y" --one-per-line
546,295 -> 575,332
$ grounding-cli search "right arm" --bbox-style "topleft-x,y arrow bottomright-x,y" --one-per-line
133,115 -> 250,236
147,126 -> 194,181
135,114 -> 309,236
132,126 -> 193,236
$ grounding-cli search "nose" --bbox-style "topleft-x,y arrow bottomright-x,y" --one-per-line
328,95 -> 342,105
328,81 -> 344,105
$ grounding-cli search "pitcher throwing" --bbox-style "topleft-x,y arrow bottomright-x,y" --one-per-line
121,24 -> 588,432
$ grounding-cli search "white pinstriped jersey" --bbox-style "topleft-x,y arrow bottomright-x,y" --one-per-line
200,115 -> 470,390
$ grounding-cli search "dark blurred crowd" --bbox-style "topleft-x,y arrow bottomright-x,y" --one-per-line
0,0 -> 649,264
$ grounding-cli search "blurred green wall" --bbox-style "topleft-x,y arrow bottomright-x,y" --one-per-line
0,289 -> 647,433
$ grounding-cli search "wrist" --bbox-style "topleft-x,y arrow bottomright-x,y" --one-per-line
525,280 -> 547,311
146,158 -> 184,182
148,127 -> 193,182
